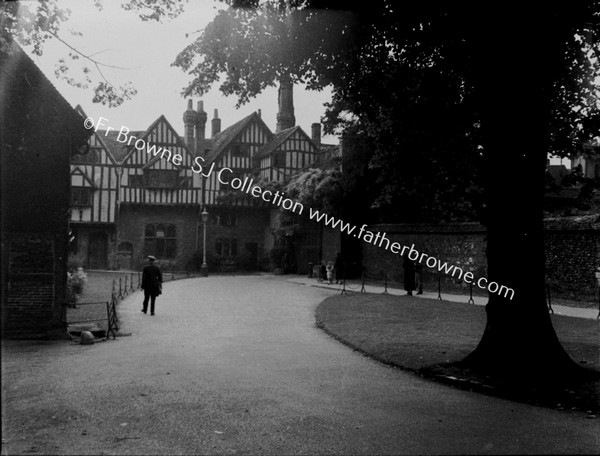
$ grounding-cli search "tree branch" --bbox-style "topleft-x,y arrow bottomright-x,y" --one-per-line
49,31 -> 131,71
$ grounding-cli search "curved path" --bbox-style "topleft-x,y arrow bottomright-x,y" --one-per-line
2,275 -> 598,455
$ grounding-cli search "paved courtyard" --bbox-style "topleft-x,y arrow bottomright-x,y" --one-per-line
2,275 -> 599,455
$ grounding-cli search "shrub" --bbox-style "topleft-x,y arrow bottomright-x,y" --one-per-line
190,250 -> 221,270
67,267 -> 88,296
67,252 -> 87,272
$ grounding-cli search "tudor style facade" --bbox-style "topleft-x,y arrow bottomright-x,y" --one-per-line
70,83 -> 339,272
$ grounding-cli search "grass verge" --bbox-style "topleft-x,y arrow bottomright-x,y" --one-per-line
315,292 -> 599,415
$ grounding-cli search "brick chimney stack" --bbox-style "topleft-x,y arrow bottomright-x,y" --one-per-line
211,109 -> 221,137
276,77 -> 295,133
195,101 -> 207,140
311,123 -> 321,148
195,101 -> 207,156
183,99 -> 197,150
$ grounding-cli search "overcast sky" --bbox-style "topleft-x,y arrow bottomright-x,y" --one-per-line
21,0 -> 338,144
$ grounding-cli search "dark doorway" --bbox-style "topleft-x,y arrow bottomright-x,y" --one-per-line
117,241 -> 133,270
244,242 -> 258,270
89,232 -> 108,269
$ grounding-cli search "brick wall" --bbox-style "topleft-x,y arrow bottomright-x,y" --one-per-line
3,233 -> 63,334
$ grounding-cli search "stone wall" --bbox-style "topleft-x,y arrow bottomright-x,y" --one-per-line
544,216 -> 600,301
321,227 -> 342,267
361,217 -> 600,301
362,223 -> 487,294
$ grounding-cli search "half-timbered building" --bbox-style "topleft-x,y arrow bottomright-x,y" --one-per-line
69,107 -> 119,270
70,82 -> 337,272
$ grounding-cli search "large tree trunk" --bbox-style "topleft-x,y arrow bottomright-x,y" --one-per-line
463,8 -> 580,377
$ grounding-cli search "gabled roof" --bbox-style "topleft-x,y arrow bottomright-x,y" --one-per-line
254,126 -> 300,159
118,115 -> 192,166
74,105 -> 117,164
124,115 -> 190,167
98,129 -> 145,163
70,166 -> 96,187
142,152 -> 182,170
141,115 -> 189,150
203,112 -> 272,164
254,125 -> 319,160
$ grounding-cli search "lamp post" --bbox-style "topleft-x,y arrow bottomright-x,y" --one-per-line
201,207 -> 209,277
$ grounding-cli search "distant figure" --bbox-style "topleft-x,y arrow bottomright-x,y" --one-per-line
403,255 -> 416,296
141,255 -> 163,316
334,252 -> 344,284
415,262 -> 423,295
320,260 -> 327,284
326,261 -> 334,285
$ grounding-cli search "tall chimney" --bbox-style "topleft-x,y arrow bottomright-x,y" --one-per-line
212,109 -> 221,137
257,109 -> 261,118
311,123 -> 321,148
195,101 -> 207,156
183,99 -> 196,148
276,77 -> 295,133
195,101 -> 207,140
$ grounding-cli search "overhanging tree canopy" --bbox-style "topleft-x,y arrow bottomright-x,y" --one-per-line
173,0 -> 600,380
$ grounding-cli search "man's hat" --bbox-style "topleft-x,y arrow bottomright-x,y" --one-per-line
147,255 -> 156,261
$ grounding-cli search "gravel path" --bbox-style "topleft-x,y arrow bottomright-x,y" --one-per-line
2,275 -> 598,455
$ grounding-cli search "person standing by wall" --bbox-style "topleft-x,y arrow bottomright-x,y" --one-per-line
415,262 -> 423,295
326,261 -> 334,285
141,255 -> 163,316
403,255 -> 416,296
320,260 -> 327,284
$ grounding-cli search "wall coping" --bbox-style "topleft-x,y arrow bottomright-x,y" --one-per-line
369,215 -> 600,234
367,222 -> 485,234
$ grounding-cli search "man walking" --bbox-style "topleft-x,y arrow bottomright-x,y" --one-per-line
141,255 -> 162,315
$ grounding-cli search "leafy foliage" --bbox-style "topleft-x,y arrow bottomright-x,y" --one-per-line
173,2 -> 600,225
122,0 -> 188,22
172,4 -> 357,105
550,32 -> 600,157
284,167 -> 342,216
0,0 -> 187,107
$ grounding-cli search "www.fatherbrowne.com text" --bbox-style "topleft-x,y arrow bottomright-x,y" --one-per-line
83,116 -> 514,300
